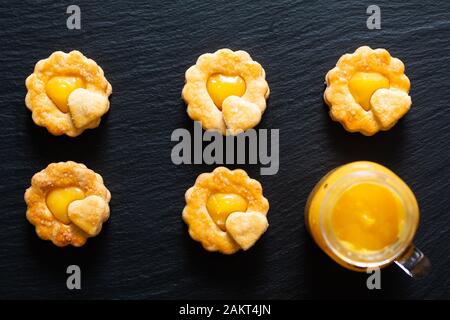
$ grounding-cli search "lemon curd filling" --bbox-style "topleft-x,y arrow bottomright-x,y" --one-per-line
206,74 -> 246,109
46,187 -> 85,224
331,182 -> 405,252
348,72 -> 389,111
206,193 -> 248,231
45,76 -> 85,113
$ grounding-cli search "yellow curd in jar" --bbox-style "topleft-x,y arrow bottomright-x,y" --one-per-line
305,161 -> 419,271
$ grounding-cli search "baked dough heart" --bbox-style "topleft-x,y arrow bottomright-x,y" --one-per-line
370,88 -> 411,129
68,88 -> 109,129
225,211 -> 268,250
222,96 -> 262,135
68,195 -> 109,236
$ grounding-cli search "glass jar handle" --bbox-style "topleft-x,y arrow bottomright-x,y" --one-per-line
394,244 -> 430,278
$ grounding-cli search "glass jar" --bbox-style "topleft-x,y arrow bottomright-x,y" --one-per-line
305,161 -> 430,277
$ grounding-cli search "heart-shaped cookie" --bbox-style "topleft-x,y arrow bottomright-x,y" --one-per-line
370,88 -> 411,129
68,88 -> 109,129
68,195 -> 109,236
222,96 -> 262,135
225,211 -> 268,250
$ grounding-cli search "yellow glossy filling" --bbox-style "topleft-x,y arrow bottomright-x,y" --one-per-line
46,187 -> 85,224
206,193 -> 248,231
45,76 -> 85,113
331,182 -> 405,252
206,74 -> 246,109
348,72 -> 389,111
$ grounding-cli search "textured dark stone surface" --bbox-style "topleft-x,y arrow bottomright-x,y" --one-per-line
1,0 -> 450,299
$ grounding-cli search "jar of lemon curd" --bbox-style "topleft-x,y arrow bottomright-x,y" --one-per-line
305,161 -> 430,277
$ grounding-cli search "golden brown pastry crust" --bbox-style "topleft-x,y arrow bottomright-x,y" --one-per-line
183,167 -> 269,254
182,49 -> 270,135
24,161 -> 111,247
324,46 -> 411,136
25,50 -> 112,137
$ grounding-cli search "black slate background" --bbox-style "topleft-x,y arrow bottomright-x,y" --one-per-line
1,0 -> 450,299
